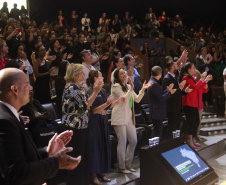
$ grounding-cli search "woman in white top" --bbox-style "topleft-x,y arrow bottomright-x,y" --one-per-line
9,43 -> 33,81
81,13 -> 91,32
111,68 -> 152,173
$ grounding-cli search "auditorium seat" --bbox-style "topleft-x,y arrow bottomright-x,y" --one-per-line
109,134 -> 118,168
135,109 -> 147,127
146,123 -> 154,139
42,103 -> 58,121
135,127 -> 149,156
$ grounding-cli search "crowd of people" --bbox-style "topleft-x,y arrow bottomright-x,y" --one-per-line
0,1 -> 226,185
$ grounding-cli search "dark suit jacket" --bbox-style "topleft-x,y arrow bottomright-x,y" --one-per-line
147,77 -> 171,120
162,73 -> 182,113
0,102 -> 58,185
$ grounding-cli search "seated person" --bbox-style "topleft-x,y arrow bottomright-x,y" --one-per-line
20,90 -> 54,131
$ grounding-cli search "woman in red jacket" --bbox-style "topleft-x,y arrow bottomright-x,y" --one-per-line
194,70 -> 209,141
179,62 -> 212,149
0,40 -> 9,70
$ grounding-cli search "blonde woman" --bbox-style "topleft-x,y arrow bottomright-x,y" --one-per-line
62,64 -> 103,185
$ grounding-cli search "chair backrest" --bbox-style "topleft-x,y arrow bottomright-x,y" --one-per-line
42,103 -> 58,120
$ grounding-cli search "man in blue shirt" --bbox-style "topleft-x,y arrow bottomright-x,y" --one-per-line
151,37 -> 165,74
124,54 -> 142,94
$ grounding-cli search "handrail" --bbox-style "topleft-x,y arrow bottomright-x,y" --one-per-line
165,37 -> 197,56
129,45 -> 150,82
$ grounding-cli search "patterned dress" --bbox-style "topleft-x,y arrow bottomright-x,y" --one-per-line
62,82 -> 90,185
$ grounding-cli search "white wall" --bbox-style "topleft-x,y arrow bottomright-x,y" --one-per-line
3,0 -> 27,12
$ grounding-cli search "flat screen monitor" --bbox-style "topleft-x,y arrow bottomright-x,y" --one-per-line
140,138 -> 219,185
161,144 -> 210,182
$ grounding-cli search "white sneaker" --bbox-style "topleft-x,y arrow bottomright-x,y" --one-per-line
118,169 -> 132,174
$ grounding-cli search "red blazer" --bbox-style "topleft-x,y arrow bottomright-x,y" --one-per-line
198,83 -> 209,110
182,76 -> 207,108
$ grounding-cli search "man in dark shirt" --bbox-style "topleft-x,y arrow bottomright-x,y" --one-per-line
10,3 -> 20,20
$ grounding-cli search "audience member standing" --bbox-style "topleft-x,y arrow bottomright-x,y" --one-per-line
33,45 -> 53,104
81,13 -> 91,32
111,68 -> 151,173
0,40 -> 9,70
87,70 -> 125,184
151,37 -> 165,73
0,2 -> 9,16
162,62 -> 188,138
55,61 -> 69,117
179,62 -> 212,149
147,66 -> 176,138
81,50 -> 96,91
0,68 -> 80,185
193,70 -> 209,141
62,64 -> 103,185
124,54 -> 142,94
10,4 -> 20,20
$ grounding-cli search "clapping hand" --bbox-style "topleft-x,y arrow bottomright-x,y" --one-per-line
179,80 -> 186,90
205,74 -> 213,83
47,130 -> 73,156
185,85 -> 193,93
67,53 -> 73,60
93,77 -> 104,94
201,72 -> 207,81
128,77 -> 134,92
141,80 -> 152,92
167,83 -> 174,91
127,67 -> 134,77
57,147 -> 81,170
47,55 -> 56,61
112,97 -> 126,108
18,111 -> 30,125
167,83 -> 176,94
107,96 -> 114,105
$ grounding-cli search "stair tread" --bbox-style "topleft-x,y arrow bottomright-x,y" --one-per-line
200,126 -> 226,131
201,118 -> 226,123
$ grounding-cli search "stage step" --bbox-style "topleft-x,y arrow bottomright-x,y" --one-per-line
200,126 -> 226,136
198,139 -> 226,160
201,118 -> 226,127
202,112 -> 217,119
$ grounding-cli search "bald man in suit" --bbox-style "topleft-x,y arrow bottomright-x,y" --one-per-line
0,68 -> 81,185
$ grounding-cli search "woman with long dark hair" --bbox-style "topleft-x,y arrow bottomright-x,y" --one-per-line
111,68 -> 151,173
0,40 -> 9,70
33,45 -> 53,103
55,61 -> 69,117
179,62 -> 212,148
9,43 -> 33,81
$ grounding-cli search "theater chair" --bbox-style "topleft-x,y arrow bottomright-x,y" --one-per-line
42,103 -> 64,133
31,124 -> 57,148
139,104 -> 151,123
42,103 -> 60,122
135,127 -> 149,156
107,109 -> 116,136
161,120 -> 169,140
110,135 -> 118,169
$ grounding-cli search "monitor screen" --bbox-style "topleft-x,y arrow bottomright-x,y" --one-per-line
161,144 -> 210,182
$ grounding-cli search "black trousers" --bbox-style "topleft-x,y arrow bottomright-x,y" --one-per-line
152,119 -> 163,137
167,111 -> 181,138
66,128 -> 90,185
183,106 -> 199,137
